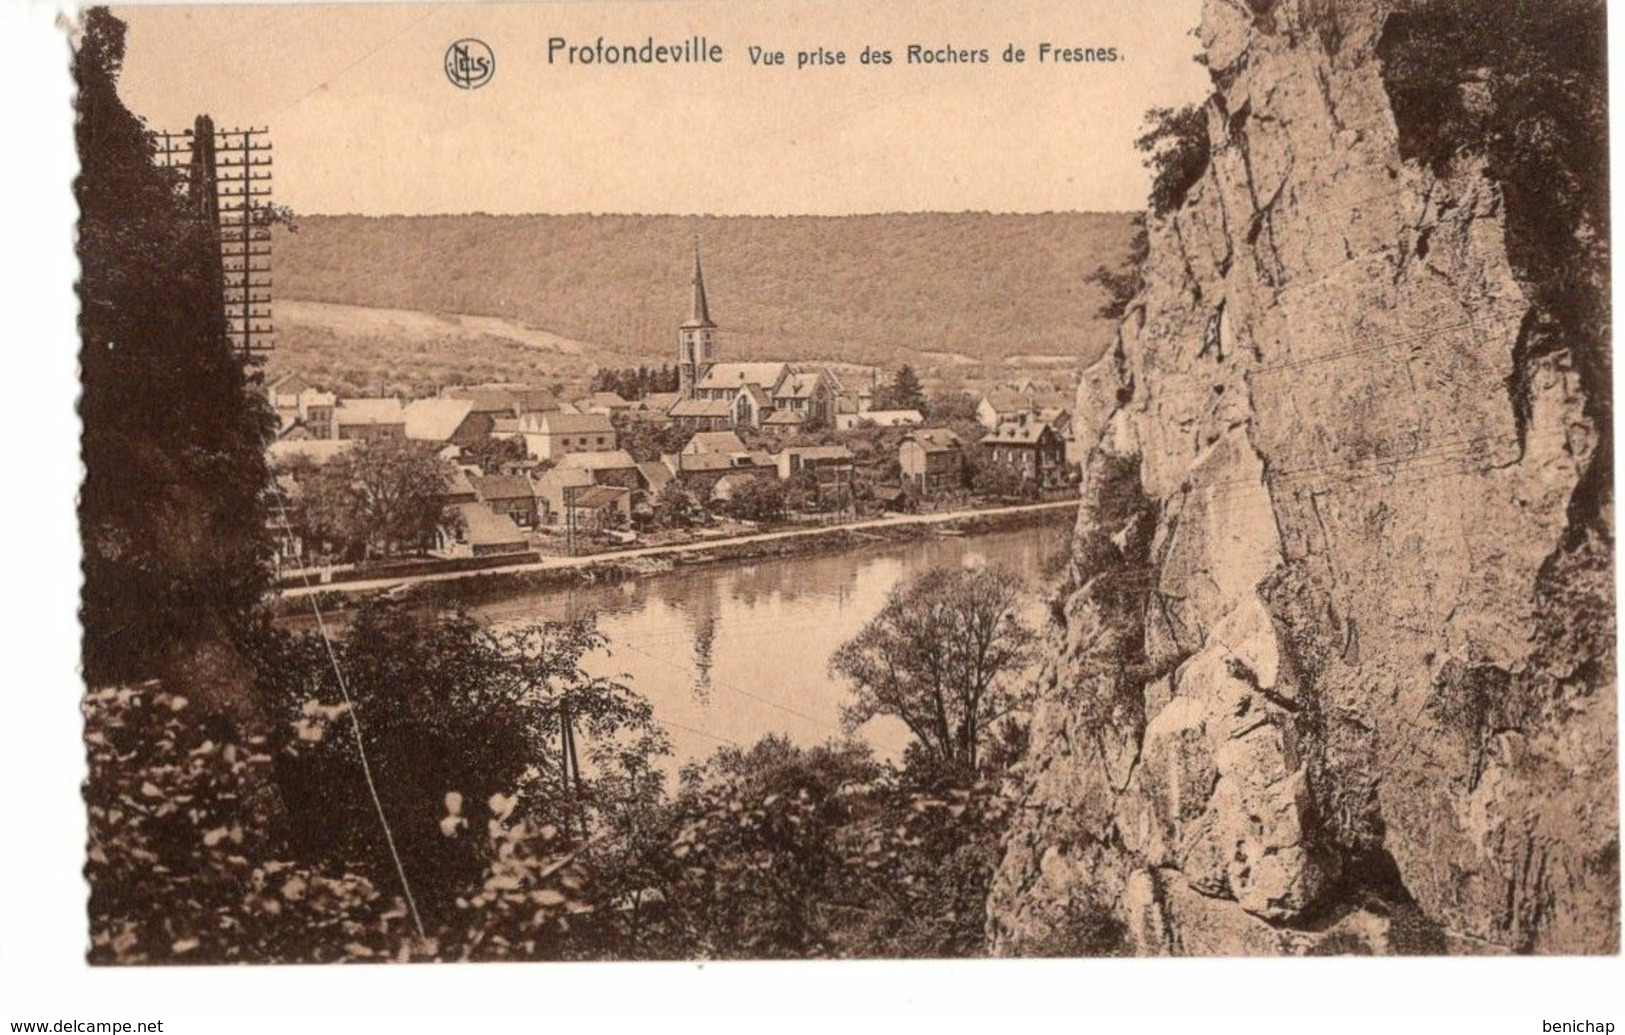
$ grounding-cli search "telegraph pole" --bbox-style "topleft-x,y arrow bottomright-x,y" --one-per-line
563,484 -> 579,557
157,118 -> 275,363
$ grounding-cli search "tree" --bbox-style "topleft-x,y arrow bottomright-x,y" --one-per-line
1138,104 -> 1210,217
460,434 -> 527,474
588,734 -> 1017,960
1086,216 -> 1149,319
631,736 -> 882,959
926,389 -> 980,423
967,452 -> 1029,501
725,477 -> 788,524
651,478 -> 698,529
593,364 -> 680,398
614,414 -> 688,462
881,364 -> 927,413
783,470 -> 822,513
301,438 -> 454,560
258,603 -> 667,921
831,566 -> 1037,777
76,6 -> 275,685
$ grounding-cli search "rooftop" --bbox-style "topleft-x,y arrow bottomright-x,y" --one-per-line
530,411 -> 616,435
669,398 -> 735,418
675,451 -> 775,472
774,370 -> 828,399
781,445 -> 854,461
983,417 -> 1059,445
570,485 -> 632,510
403,398 -> 476,441
335,398 -> 405,425
684,430 -> 747,454
557,449 -> 640,471
469,473 -> 536,501
452,503 -> 528,548
906,428 -> 964,453
694,362 -> 789,392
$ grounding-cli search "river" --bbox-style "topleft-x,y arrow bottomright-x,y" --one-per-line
465,520 -> 1071,772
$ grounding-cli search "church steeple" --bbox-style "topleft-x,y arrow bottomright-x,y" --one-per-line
682,242 -> 715,330
677,239 -> 718,399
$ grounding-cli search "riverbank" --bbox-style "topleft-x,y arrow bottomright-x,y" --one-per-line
272,499 -> 1077,618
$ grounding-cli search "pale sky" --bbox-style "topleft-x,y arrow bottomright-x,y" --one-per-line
112,0 -> 1209,216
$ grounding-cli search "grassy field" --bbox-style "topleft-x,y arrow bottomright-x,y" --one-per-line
269,211 -> 1137,394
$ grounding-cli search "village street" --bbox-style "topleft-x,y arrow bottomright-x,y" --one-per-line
280,498 -> 1077,598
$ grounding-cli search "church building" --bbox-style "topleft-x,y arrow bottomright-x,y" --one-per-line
668,243 -> 839,433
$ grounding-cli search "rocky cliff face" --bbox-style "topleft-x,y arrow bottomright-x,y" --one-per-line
989,0 -> 1617,954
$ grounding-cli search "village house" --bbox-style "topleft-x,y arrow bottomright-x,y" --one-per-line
899,428 -> 965,496
271,379 -> 337,441
976,388 -> 1073,431
535,467 -> 595,527
440,465 -> 480,505
633,391 -> 681,414
637,460 -> 675,498
777,444 -> 856,487
469,472 -> 540,527
624,392 -> 679,425
980,412 -> 1071,489
334,398 -> 406,440
403,398 -> 492,449
664,450 -> 777,498
442,383 -> 564,418
682,430 -> 748,455
762,408 -> 809,435
834,372 -> 878,423
268,372 -> 315,410
572,391 -> 631,416
711,472 -> 765,507
556,449 -> 643,491
519,411 -> 617,461
438,502 -> 530,558
562,484 -> 634,533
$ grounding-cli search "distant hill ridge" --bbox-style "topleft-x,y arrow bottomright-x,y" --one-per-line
274,212 -> 1138,374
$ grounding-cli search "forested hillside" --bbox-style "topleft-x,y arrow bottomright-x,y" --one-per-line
273,212 -> 1137,387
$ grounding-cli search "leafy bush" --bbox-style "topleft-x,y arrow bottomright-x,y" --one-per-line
1087,216 -> 1149,319
1137,105 -> 1212,217
723,477 -> 789,524
251,603 -> 666,921
84,683 -> 591,963
569,736 -> 1014,960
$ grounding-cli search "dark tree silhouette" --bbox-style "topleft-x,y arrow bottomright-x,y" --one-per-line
76,7 -> 275,685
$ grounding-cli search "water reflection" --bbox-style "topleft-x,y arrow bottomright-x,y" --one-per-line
470,523 -> 1067,771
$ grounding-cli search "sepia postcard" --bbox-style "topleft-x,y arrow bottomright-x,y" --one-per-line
68,0 -> 1617,973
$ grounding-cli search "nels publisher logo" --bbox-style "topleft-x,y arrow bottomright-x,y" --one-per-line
445,38 -> 495,89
